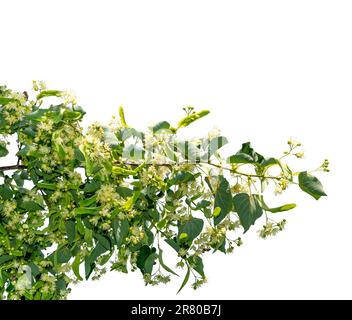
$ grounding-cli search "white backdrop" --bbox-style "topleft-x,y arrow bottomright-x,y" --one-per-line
1,0 -> 351,299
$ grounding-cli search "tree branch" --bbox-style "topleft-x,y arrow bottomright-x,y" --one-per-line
120,161 -> 282,181
0,161 -> 281,181
0,164 -> 26,172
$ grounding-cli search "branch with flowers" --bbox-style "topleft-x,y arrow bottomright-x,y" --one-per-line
0,82 -> 328,300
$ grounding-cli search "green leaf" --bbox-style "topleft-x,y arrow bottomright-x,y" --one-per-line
165,238 -> 180,252
298,171 -> 327,200
0,255 -> 14,265
0,142 -> 8,157
112,165 -> 140,176
50,106 -> 64,123
36,90 -> 63,100
0,97 -> 16,105
144,253 -> 157,275
187,199 -> 211,212
116,186 -> 133,198
157,219 -> 167,230
85,243 -> 107,279
74,207 -> 100,215
268,203 -> 297,213
227,153 -> 253,164
72,255 -> 83,281
99,252 -> 113,266
228,142 -> 273,166
212,237 -> 226,254
204,176 -> 214,194
177,266 -> 190,294
261,157 -> 279,168
19,201 -> 43,212
91,243 -> 108,263
124,191 -> 141,210
13,172 -> 24,187
76,218 -> 85,235
214,176 -> 233,225
258,196 -> 297,213
190,256 -> 204,277
0,185 -> 13,200
94,233 -> 111,251
56,277 -> 67,292
62,109 -> 84,121
227,142 -> 261,164
65,220 -> 76,244
56,247 -> 72,264
136,246 -> 156,274
178,217 -> 204,242
29,262 -> 40,278
233,193 -> 263,232
158,249 -> 179,276
112,218 -> 129,247
26,109 -> 48,121
83,181 -> 101,193
119,106 -> 128,128
0,114 -> 5,129
171,171 -> 195,185
36,182 -> 56,190
79,195 -> 97,207
74,147 -> 85,162
147,208 -> 160,222
152,121 -> 170,133
177,110 -> 210,129
84,228 -> 93,245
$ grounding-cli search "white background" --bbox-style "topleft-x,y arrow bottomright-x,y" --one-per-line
1,0 -> 351,299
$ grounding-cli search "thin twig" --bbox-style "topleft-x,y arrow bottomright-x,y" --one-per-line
0,164 -> 26,171
1,161 -> 282,181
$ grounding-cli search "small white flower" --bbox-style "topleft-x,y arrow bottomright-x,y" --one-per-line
38,119 -> 54,132
207,127 -> 221,140
61,90 -> 77,105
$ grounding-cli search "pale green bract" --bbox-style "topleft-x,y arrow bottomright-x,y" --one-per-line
0,83 -> 328,300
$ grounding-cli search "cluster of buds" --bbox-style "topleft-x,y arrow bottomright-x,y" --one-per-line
143,273 -> 171,286
284,138 -> 304,158
191,277 -> 207,290
320,159 -> 330,172
126,226 -> 145,245
258,220 -> 287,239
274,177 -> 290,195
